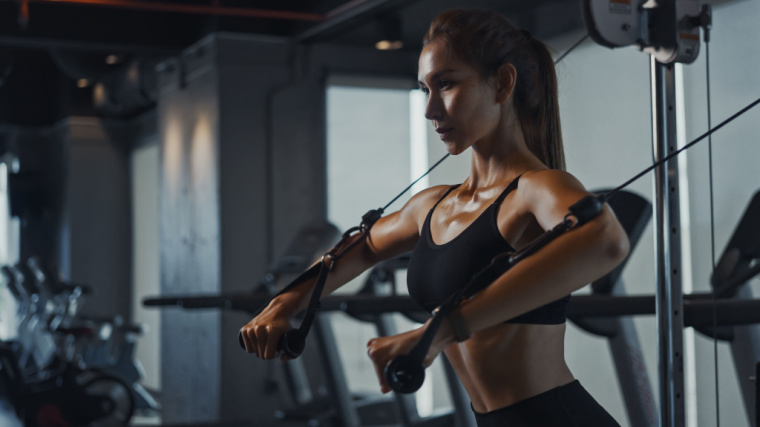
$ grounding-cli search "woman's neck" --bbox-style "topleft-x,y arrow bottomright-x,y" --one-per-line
466,122 -> 538,191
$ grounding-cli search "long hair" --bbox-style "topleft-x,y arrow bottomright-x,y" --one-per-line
423,9 -> 565,170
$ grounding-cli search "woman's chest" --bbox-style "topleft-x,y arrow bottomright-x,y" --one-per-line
428,197 -> 536,249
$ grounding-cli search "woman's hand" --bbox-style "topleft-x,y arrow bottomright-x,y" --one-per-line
366,323 -> 451,394
240,298 -> 295,362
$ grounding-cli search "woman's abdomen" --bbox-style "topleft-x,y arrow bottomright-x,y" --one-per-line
443,322 -> 574,413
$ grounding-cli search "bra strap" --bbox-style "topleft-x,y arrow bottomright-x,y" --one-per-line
432,184 -> 460,210
493,174 -> 523,206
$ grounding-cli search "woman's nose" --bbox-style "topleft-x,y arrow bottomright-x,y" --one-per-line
424,93 -> 443,121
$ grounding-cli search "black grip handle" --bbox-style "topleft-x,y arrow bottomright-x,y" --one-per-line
569,195 -> 603,225
238,328 -> 307,359
384,354 -> 426,394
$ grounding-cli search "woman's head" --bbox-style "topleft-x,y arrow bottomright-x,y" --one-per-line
422,9 -> 565,170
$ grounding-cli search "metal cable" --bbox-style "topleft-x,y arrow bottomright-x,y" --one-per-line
705,35 -> 721,427
555,34 -> 590,64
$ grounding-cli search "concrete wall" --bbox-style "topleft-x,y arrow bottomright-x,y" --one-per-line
66,117 -> 132,320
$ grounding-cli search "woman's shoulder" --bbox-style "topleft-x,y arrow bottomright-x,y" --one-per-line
407,184 -> 457,209
516,169 -> 595,226
395,184 -> 457,220
515,169 -> 590,214
518,169 -> 587,195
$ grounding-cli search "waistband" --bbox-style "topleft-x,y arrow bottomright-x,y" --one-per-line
471,380 -> 581,418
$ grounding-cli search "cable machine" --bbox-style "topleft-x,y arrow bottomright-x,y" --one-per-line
584,1 -> 712,426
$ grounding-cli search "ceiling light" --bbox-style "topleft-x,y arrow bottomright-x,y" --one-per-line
77,78 -> 90,88
105,54 -> 121,65
375,40 -> 404,51
376,13 -> 403,51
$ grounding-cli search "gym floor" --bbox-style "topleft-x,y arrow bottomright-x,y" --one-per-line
0,402 -> 314,427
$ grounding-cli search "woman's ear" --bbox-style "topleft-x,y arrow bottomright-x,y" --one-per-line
495,63 -> 517,104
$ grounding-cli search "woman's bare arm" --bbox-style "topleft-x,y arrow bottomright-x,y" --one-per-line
242,185 -> 450,358
271,185 -> 450,313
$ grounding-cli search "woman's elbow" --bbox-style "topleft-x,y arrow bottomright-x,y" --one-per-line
599,214 -> 630,264
583,209 -> 629,265
607,229 -> 630,264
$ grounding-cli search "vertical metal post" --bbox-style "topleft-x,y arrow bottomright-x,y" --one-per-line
607,279 -> 658,427
651,57 -> 685,427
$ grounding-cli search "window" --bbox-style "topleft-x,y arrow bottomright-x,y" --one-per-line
0,161 -> 20,339
326,77 -> 468,416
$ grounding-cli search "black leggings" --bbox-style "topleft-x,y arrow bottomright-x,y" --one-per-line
472,380 -> 620,427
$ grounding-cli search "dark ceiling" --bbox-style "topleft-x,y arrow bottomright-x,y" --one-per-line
0,0 -> 585,125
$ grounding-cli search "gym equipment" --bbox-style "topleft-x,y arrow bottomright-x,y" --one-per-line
702,191 -> 760,424
0,255 -> 163,425
569,189 -> 656,427
23,257 -> 159,413
0,339 -> 134,427
2,263 -> 57,376
583,0 -> 705,64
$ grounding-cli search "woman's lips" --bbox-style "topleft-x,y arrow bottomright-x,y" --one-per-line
436,127 -> 453,140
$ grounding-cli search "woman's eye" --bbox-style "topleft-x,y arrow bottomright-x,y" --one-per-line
420,87 -> 430,96
438,80 -> 450,89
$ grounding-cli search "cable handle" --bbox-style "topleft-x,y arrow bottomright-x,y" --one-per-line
238,328 -> 306,358
384,292 -> 465,393
237,251 -> 333,358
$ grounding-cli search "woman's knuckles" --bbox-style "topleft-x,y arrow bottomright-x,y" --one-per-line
367,347 -> 379,360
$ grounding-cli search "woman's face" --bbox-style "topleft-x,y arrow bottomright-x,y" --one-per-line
418,41 -> 504,155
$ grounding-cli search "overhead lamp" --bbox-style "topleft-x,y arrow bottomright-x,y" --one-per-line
105,54 -> 122,65
375,40 -> 404,51
77,78 -> 90,88
375,14 -> 403,51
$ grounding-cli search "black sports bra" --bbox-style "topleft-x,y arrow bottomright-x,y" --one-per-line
406,175 -> 570,324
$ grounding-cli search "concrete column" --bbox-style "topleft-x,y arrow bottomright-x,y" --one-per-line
156,33 -> 292,424
156,34 -> 418,424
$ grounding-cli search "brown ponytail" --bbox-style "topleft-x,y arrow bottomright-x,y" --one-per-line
423,9 -> 565,170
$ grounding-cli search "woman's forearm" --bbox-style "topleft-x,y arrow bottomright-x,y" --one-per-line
271,232 -> 401,316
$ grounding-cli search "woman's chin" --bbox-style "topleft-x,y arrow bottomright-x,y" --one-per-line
445,142 -> 469,156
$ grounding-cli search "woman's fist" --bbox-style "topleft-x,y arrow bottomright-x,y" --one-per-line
240,301 -> 294,361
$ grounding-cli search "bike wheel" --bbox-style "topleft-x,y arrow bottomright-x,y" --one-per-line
80,375 -> 134,427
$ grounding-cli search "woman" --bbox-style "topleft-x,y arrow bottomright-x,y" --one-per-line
241,9 -> 628,426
